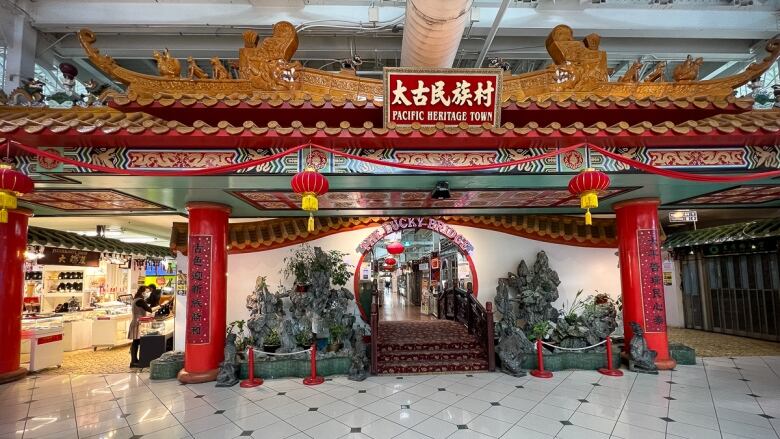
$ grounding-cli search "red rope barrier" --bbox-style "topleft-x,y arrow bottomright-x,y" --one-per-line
302,340 -> 324,386
597,337 -> 623,377
240,346 -> 263,387
530,339 -> 553,379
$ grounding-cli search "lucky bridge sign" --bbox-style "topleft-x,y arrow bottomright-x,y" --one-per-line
383,68 -> 502,128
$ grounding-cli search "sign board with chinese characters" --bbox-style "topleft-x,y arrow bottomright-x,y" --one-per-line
38,247 -> 100,267
637,229 -> 667,333
357,217 -> 475,255
383,68 -> 502,128
186,235 -> 212,345
668,210 -> 697,223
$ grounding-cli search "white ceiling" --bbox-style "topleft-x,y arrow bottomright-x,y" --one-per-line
5,0 -> 776,84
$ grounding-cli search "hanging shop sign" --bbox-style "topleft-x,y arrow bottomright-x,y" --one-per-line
637,229 -> 667,333
357,217 -> 475,255
38,247 -> 101,267
187,235 -> 212,345
383,68 -> 502,128
668,210 -> 698,223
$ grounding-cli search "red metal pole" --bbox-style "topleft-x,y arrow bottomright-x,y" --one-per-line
303,340 -> 324,386
530,339 -> 553,378
598,337 -> 624,377
240,347 -> 263,387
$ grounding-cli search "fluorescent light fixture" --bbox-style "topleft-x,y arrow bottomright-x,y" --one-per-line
120,237 -> 157,243
68,230 -> 123,237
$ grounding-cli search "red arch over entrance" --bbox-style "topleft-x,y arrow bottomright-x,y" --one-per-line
351,225 -> 478,322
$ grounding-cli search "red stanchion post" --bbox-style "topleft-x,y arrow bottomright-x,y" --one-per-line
598,337 -> 624,377
530,339 -> 553,379
303,340 -> 324,386
240,347 -> 263,388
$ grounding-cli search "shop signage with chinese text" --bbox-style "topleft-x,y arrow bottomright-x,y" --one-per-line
357,217 -> 475,255
38,247 -> 101,267
668,210 -> 697,223
383,68 -> 502,128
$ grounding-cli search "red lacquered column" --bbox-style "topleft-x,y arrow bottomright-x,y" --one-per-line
614,198 -> 676,370
178,202 -> 231,383
0,208 -> 32,383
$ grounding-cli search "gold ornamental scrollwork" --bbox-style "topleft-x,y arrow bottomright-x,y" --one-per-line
78,22 -> 780,102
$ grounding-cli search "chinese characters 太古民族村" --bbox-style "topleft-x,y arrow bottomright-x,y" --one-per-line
391,78 -> 495,108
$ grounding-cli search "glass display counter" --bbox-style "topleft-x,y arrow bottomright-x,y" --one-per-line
57,311 -> 95,351
21,314 -> 64,371
92,301 -> 132,350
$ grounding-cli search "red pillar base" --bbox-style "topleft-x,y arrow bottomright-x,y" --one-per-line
530,369 -> 553,379
177,368 -> 218,384
598,368 -> 624,377
303,376 -> 325,386
0,367 -> 27,384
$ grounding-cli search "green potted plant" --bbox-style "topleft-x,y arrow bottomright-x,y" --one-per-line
263,328 -> 281,353
295,327 -> 313,348
528,320 -> 552,342
226,320 -> 253,359
327,324 -> 345,352
283,244 -> 315,291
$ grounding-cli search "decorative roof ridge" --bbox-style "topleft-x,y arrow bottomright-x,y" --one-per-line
3,109 -> 778,139
169,214 -> 618,254
28,225 -> 173,257
664,217 -> 780,249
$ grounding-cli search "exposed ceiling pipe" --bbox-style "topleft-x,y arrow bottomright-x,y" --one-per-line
400,0 -> 473,67
474,0 -> 510,68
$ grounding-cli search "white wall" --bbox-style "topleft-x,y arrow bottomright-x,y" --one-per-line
221,225 -> 622,324
174,223 -> 706,350
225,229 -> 369,325
450,225 -> 622,307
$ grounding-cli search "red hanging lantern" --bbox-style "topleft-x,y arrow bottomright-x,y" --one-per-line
386,241 -> 404,255
291,167 -> 329,232
0,163 -> 34,223
384,257 -> 397,266
567,168 -> 610,226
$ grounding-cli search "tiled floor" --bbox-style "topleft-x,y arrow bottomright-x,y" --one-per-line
668,328 -> 780,357
5,356 -> 780,439
380,288 -> 433,322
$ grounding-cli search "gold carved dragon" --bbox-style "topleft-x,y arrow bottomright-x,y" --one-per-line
78,22 -> 780,102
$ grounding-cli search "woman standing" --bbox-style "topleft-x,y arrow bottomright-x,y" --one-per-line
128,286 -> 153,368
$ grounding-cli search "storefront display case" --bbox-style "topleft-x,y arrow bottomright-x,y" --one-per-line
92,301 -> 132,350
60,311 -> 95,351
138,316 -> 175,368
21,314 -> 64,371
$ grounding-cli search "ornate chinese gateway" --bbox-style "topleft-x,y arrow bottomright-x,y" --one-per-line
77,22 -> 780,103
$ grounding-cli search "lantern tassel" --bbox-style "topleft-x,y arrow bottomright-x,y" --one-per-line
308,213 -> 314,232
580,190 -> 599,210
585,209 -> 592,226
0,208 -> 6,223
302,193 -> 318,212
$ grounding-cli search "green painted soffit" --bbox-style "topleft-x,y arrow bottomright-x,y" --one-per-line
664,218 -> 780,248
23,173 -> 780,218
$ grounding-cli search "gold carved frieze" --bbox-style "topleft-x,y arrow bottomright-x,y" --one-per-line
77,22 -> 780,104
